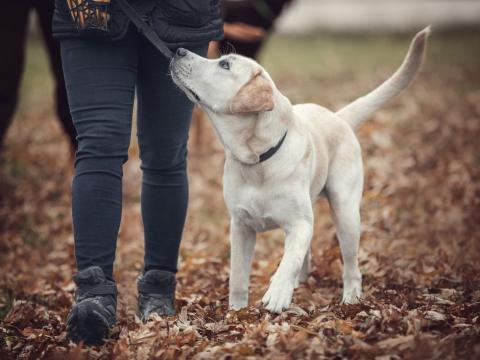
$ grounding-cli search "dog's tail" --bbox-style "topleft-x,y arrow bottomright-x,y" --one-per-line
336,26 -> 431,130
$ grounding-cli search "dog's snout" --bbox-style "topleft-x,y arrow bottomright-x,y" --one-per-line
176,48 -> 187,57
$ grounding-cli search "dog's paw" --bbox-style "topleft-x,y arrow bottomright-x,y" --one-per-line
261,281 -> 294,313
341,293 -> 360,304
229,298 -> 248,310
341,278 -> 362,304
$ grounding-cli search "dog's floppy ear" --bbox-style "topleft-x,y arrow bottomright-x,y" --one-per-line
230,71 -> 274,114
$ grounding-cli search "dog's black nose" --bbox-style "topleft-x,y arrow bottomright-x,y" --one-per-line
176,48 -> 187,57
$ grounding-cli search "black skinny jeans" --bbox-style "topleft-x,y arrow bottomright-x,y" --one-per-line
60,25 -> 207,278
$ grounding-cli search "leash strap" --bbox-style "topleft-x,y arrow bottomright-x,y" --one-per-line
117,0 -> 174,60
258,130 -> 287,163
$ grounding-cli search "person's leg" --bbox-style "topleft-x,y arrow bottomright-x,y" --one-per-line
60,26 -> 139,344
135,38 -> 208,321
60,28 -> 138,279
0,1 -> 30,149
33,0 -> 77,151
136,39 -> 208,274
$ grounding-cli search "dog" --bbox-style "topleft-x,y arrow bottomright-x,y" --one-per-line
170,27 -> 430,313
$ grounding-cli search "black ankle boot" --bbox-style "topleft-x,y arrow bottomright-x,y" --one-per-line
137,270 -> 176,322
66,266 -> 117,345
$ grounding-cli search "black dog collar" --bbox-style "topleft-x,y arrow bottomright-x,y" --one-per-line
258,130 -> 288,163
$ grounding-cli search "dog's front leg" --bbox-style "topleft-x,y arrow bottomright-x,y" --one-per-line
229,219 -> 256,310
262,220 -> 313,313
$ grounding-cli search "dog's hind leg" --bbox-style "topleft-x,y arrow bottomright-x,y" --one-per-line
326,163 -> 363,304
229,219 -> 256,310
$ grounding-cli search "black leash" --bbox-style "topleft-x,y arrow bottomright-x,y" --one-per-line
258,130 -> 287,163
117,0 -> 174,60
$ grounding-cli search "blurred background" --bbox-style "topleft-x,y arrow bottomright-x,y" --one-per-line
277,0 -> 480,33
1,0 -> 479,358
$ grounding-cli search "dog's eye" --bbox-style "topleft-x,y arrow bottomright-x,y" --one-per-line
219,60 -> 230,70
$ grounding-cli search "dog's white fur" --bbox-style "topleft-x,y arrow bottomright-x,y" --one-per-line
170,27 -> 430,313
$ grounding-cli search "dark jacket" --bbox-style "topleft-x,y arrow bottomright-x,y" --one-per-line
52,0 -> 223,48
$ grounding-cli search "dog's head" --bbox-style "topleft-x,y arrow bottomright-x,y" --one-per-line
170,48 -> 275,115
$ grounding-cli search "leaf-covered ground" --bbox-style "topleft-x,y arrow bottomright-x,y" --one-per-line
1,29 -> 480,359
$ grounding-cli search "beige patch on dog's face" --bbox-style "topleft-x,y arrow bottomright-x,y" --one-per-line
229,70 -> 274,114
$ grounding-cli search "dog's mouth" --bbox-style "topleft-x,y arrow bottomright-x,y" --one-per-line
170,62 -> 201,103
174,74 -> 201,103
184,85 -> 201,102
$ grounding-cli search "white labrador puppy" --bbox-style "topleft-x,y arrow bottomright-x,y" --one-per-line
170,27 -> 430,313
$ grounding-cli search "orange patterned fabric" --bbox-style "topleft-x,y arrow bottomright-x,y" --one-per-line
65,0 -> 111,31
